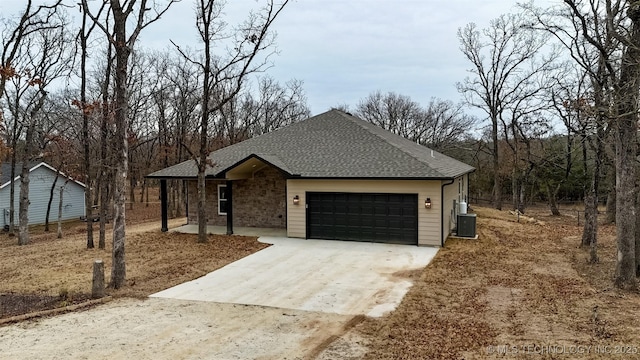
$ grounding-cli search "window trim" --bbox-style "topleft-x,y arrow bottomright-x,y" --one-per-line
218,184 -> 227,215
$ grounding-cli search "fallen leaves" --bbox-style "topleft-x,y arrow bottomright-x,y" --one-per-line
357,205 -> 640,359
0,202 -> 269,317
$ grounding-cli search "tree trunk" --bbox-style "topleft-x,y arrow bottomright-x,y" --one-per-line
582,189 -> 597,247
81,10 -> 94,249
170,180 -> 183,217
636,189 -> 640,276
613,4 -> 640,289
511,171 -> 518,211
518,182 -> 526,213
129,175 -> 135,210
8,150 -> 17,236
582,128 -> 602,262
491,116 -> 502,210
141,178 -> 147,207
548,183 -> 561,216
17,160 -> 31,246
99,170 -> 109,250
196,2 -> 213,244
605,180 -> 616,224
615,116 -> 636,288
98,82 -> 110,251
44,171 -> 60,232
57,181 -> 69,239
197,166 -> 207,243
110,4 -> 130,289
18,122 -> 36,246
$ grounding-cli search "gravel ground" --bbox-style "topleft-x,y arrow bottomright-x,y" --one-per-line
0,298 -> 354,360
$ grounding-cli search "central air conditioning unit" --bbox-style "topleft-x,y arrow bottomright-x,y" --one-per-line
456,213 -> 476,238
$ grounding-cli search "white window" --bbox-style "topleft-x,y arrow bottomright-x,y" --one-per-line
218,184 -> 228,215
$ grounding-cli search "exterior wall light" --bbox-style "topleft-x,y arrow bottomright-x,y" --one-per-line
293,195 -> 300,205
425,197 -> 432,209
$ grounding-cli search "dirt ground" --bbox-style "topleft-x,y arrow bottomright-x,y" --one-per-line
319,205 -> 640,359
0,201 -> 268,319
3,201 -> 640,359
0,298 -> 355,360
0,201 -> 368,360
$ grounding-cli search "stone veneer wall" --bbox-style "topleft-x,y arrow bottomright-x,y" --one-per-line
186,179 -> 226,226
186,165 -> 287,228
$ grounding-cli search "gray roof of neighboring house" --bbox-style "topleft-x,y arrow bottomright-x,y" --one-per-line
0,162 -> 38,185
147,109 -> 475,179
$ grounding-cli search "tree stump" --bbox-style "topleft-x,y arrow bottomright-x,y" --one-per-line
92,260 -> 105,299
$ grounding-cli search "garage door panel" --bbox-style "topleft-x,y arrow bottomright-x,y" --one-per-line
307,192 -> 418,245
360,207 -> 374,215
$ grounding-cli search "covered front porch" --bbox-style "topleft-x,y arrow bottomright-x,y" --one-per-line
157,154 -> 289,235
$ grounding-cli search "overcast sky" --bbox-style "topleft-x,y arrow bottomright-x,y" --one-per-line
1,0 -> 533,120
145,0 -> 524,117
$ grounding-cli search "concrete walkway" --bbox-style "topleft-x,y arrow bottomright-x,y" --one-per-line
151,237 -> 438,317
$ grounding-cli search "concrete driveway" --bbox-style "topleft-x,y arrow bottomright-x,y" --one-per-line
151,237 -> 438,317
1,236 -> 438,359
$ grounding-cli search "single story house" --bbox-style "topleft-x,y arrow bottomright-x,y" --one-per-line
147,109 -> 474,246
0,162 -> 86,229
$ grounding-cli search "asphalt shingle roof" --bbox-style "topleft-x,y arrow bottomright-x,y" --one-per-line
0,162 -> 39,185
147,109 -> 475,179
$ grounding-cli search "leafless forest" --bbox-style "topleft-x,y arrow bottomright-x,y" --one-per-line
1,0 -> 640,289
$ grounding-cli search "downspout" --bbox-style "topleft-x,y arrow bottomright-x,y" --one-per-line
441,178 -> 455,247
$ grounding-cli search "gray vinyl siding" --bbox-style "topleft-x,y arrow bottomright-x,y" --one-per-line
0,165 -> 85,228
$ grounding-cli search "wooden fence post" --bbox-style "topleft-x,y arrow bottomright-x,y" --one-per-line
92,260 -> 105,298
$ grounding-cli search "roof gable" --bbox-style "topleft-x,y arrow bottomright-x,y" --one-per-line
148,110 -> 475,179
0,162 -> 86,189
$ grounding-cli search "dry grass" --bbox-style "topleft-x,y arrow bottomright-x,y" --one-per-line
0,201 -> 269,317
358,205 -> 640,359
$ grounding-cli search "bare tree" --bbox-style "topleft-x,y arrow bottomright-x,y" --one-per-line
3,7 -> 73,245
612,4 -> 640,288
174,0 -> 290,243
77,1 -> 107,249
0,0 -> 65,236
457,13 -> 558,210
98,40 -> 115,250
522,0 -> 619,263
544,69 -> 590,217
81,0 -> 177,288
148,53 -> 201,217
56,177 -> 71,238
421,98 -> 476,153
356,91 -> 424,141
527,0 -> 639,288
217,76 -> 310,143
355,91 -> 474,152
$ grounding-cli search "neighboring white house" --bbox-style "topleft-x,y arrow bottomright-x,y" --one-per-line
0,162 -> 86,229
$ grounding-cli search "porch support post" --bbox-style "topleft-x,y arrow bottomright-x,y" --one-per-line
226,180 -> 233,235
160,179 -> 168,232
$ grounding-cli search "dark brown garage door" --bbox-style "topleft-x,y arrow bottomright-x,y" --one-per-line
306,192 -> 418,245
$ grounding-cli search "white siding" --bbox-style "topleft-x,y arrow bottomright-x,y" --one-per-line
0,165 -> 85,227
286,179 -> 442,246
